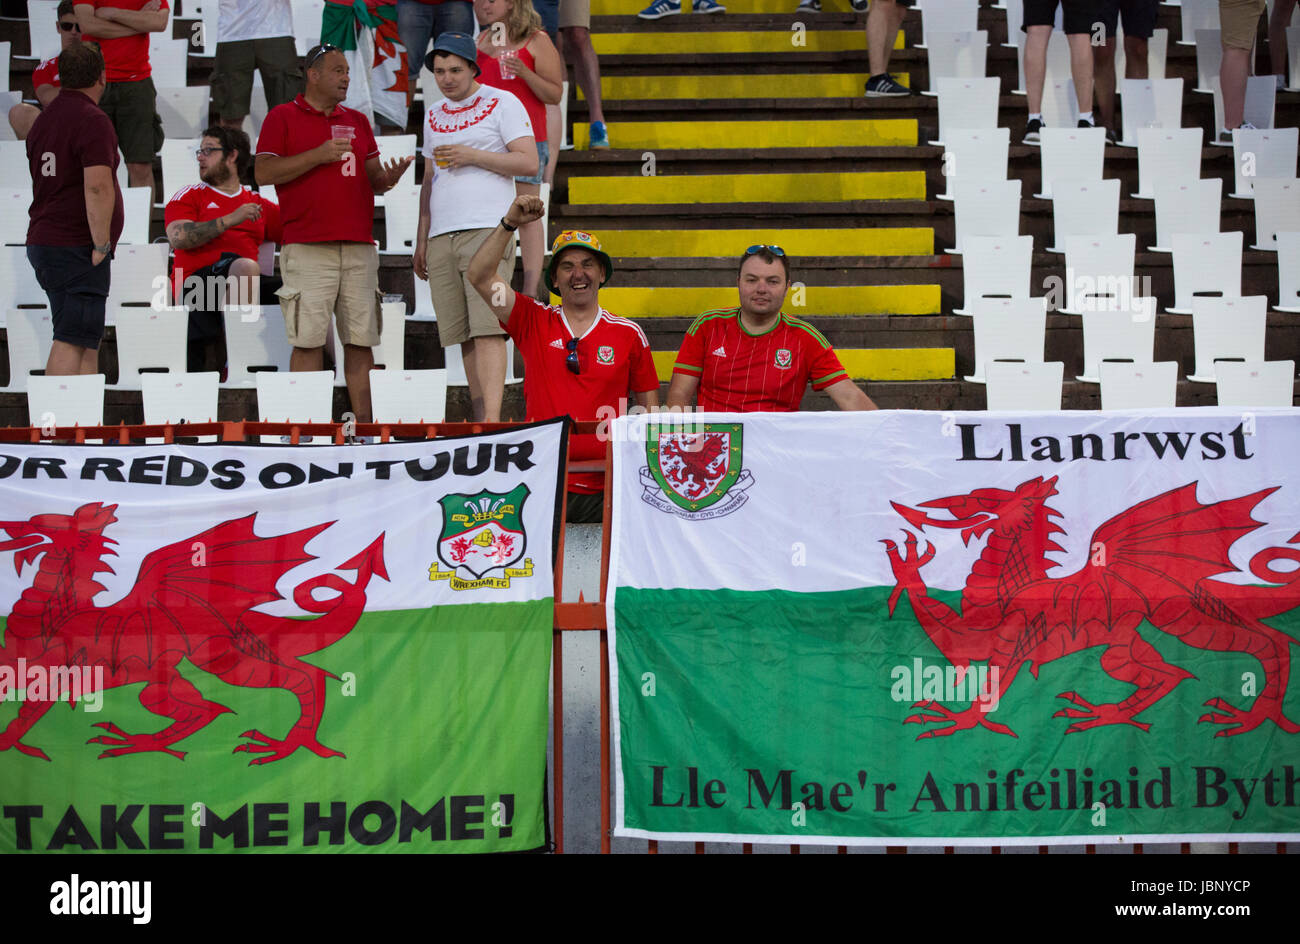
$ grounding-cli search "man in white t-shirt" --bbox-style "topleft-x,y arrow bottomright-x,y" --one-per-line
413,32 -> 536,423
212,0 -> 302,131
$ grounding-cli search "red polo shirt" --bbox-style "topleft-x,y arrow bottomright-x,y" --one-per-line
84,0 -> 169,83
255,94 -> 380,245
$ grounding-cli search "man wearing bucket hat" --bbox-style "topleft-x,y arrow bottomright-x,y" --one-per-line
414,30 -> 537,422
469,194 -> 660,522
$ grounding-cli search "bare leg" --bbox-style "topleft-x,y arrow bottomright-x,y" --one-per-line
224,257 -> 261,307
461,335 -> 506,421
1221,45 -> 1252,129
545,102 -> 563,167
866,0 -> 905,76
291,346 -> 325,372
46,340 -> 92,376
562,27 -> 605,126
1024,25 -> 1052,114
342,344 -> 374,423
1067,32 -> 1094,115
79,347 -> 98,375
1093,36 -> 1117,129
516,181 -> 543,298
1269,0 -> 1298,78
1124,35 -> 1149,80
8,103 -> 39,140
127,162 -> 154,204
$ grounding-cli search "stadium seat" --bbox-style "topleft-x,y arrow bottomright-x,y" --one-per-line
984,361 -> 1064,411
110,306 -> 188,389
156,86 -> 211,139
1078,297 -> 1157,383
291,0 -> 326,56
26,373 -> 105,428
937,127 -> 1009,201
442,339 -> 522,386
223,304 -> 293,387
917,0 -> 978,48
159,138 -> 202,208
929,77 -> 1000,147
953,235 -> 1033,315
1250,178 -> 1300,250
921,31 -> 988,95
1133,127 -> 1202,199
1188,296 -> 1268,383
1099,360 -> 1179,409
1117,78 -> 1184,147
0,141 -> 31,199
1177,0 -> 1219,45
949,178 -> 1021,254
1214,360 -> 1297,407
0,90 -> 19,142
1168,231 -> 1242,313
1035,127 -> 1105,199
0,246 -> 49,314
1231,127 -> 1298,198
998,0 -> 1023,52
369,369 -> 448,423
105,244 -> 169,315
376,134 -> 417,191
141,372 -> 220,429
255,370 -> 333,442
380,184 -> 420,255
327,302 -> 406,386
1193,29 -> 1221,93
259,185 -> 277,204
963,298 -> 1046,384
1288,25 -> 1300,91
26,1 -> 60,61
1,307 -> 52,392
1210,76 -> 1276,145
1276,231 -> 1300,311
118,187 -> 153,245
0,189 -> 29,244
1014,29 -> 1070,100
1048,178 -> 1120,254
1061,233 -> 1136,314
1151,177 -> 1221,252
148,35 -> 189,89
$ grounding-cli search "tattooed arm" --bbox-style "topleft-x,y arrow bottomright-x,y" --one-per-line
166,203 -> 261,250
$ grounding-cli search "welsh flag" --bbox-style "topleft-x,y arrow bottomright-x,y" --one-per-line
0,422 -> 566,852
608,410 -> 1300,846
322,0 -> 410,128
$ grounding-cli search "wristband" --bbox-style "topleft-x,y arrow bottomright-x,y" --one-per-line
93,243 -> 111,254
500,217 -> 517,232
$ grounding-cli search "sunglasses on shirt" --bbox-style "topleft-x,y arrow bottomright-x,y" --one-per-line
565,337 -> 580,375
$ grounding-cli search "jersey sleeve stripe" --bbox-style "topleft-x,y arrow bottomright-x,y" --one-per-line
673,362 -> 704,376
811,369 -> 848,389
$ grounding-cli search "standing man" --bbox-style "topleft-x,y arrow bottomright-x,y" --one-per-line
75,0 -> 170,198
468,197 -> 660,522
211,0 -> 303,131
255,44 -> 413,424
25,43 -> 123,377
398,0 -> 476,107
666,245 -> 877,412
1092,0 -> 1158,144
1021,0 -> 1098,142
558,0 -> 611,147
1217,0 -> 1267,143
863,0 -> 918,96
7,0 -> 82,140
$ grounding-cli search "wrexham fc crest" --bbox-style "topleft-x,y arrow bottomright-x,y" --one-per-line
429,485 -> 534,590
639,423 -> 755,520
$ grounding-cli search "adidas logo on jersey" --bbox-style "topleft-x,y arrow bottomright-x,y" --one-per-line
711,346 -> 726,357
549,338 -> 565,349
207,202 -> 221,209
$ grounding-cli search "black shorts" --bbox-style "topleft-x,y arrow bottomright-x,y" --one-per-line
1096,0 -> 1158,40
1023,0 -> 1103,35
26,244 -> 110,350
180,253 -> 282,341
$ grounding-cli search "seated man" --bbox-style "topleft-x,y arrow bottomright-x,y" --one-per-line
8,0 -> 81,140
164,125 -> 281,372
667,245 -> 878,412
468,195 -> 660,522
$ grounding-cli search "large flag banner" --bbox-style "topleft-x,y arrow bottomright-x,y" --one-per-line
609,409 -> 1300,846
324,0 -> 409,129
0,421 -> 566,853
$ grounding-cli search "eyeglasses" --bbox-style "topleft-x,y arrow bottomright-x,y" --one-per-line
194,146 -> 226,157
58,20 -> 81,31
745,244 -> 786,257
565,337 -> 580,375
306,43 -> 338,69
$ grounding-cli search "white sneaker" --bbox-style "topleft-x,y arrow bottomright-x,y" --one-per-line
693,0 -> 725,12
796,0 -> 820,10
638,0 -> 681,18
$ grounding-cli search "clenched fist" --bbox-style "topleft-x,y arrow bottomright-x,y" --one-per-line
504,194 -> 546,228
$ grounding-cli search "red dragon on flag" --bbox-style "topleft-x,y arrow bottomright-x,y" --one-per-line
0,503 -> 386,764
883,478 -> 1300,739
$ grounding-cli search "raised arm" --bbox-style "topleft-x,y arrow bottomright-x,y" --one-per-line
467,194 -> 545,325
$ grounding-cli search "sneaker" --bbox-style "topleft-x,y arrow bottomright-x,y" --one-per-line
864,73 -> 914,97
1104,127 -> 1117,145
589,120 -> 610,149
1023,117 -> 1043,144
637,0 -> 680,18
849,0 -> 869,8
1077,118 -> 1095,129
796,0 -> 820,10
693,0 -> 725,11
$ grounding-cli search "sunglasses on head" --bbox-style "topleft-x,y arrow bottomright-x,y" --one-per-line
565,337 -> 580,375
745,244 -> 786,257
59,19 -> 80,31
306,43 -> 338,69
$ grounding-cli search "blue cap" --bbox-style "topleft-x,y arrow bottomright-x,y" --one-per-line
425,32 -> 481,76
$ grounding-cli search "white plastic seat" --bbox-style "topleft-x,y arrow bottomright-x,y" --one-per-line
954,235 -> 1033,315
963,298 -> 1046,383
291,0 -> 325,55
1078,297 -> 1157,382
1048,178 -> 1120,254
26,0 -> 60,61
937,128 -> 1009,201
255,370 -> 334,443
442,338 -> 522,386
1231,128 -> 1298,198
380,184 -> 421,255
0,141 -> 31,199
1288,25 -> 1300,91
918,0 -> 978,47
1099,360 -> 1179,409
1214,360 -> 1296,406
26,373 -> 105,428
0,246 -> 48,314
110,305 -> 188,389
369,368 -> 448,423
984,361 -> 1064,411
158,138 -> 202,208
1210,76 -> 1276,144
1188,296 -> 1268,383
921,31 -> 989,95
0,189 -> 29,244
155,86 -> 210,140
2,307 -> 52,392
375,135 -> 417,191
929,78 -> 1000,147
1133,127 -> 1201,199
1061,233 -> 1137,315
141,372 -> 220,442
999,0 -> 1024,50
1036,127 -> 1106,199
1251,178 -> 1300,250
1178,0 -> 1219,45
1118,79 -> 1184,147
949,178 -> 1021,254
259,184 -> 278,204
1276,231 -> 1300,311
148,35 -> 189,90
105,244 -> 169,313
1151,177 -> 1221,252
1168,231 -> 1242,313
328,301 -> 406,386
1040,76 -> 1079,132
223,304 -> 293,387
1193,29 -> 1221,92
118,187 -> 154,245
0,90 -> 18,143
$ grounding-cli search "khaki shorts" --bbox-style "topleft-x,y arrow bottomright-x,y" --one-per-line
211,37 -> 304,120
559,0 -> 591,30
277,241 -> 381,349
1219,0 -> 1265,49
99,77 -> 164,164
425,228 -> 514,347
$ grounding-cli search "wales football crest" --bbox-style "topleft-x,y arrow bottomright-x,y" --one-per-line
639,422 -> 755,520
429,484 -> 534,590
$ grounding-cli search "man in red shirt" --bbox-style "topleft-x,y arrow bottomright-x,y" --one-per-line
7,0 -> 81,140
468,195 -> 660,522
165,125 -> 282,371
667,246 -> 877,412
75,0 -> 170,197
255,44 -> 413,424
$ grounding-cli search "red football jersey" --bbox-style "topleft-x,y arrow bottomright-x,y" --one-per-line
673,308 -> 848,412
85,0 -> 170,82
505,293 -> 660,493
164,183 -> 282,299
32,57 -> 59,91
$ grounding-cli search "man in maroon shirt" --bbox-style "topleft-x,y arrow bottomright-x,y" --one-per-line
7,0 -> 81,140
667,246 -> 877,412
25,43 -> 123,377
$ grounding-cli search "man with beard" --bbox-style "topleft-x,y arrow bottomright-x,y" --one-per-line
666,245 -> 877,412
164,125 -> 281,371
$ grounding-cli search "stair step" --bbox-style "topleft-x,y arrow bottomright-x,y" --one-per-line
648,347 -> 955,381
595,285 -> 941,317
568,170 -> 926,203
587,72 -> 875,100
591,28 -> 891,55
593,227 -> 933,257
571,118 -> 917,149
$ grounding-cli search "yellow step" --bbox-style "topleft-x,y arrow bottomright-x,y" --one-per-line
574,118 -> 917,149
596,285 -> 941,316
569,171 -> 926,203
651,347 -> 955,382
595,0 -> 872,13
593,227 -> 933,257
585,72 -> 905,99
592,29 -> 899,55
